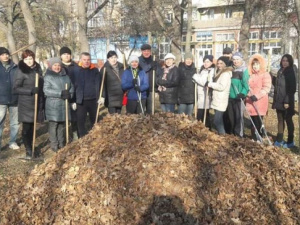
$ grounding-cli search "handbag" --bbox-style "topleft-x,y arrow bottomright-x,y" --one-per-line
122,92 -> 128,106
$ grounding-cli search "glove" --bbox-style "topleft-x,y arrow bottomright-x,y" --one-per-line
204,81 -> 209,87
97,97 -> 105,105
236,93 -> 245,99
61,90 -> 71,100
31,87 -> 39,95
134,86 -> 141,92
133,78 -> 138,86
71,103 -> 77,111
250,95 -> 258,102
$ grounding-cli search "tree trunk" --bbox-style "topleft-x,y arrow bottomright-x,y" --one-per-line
185,0 -> 193,53
19,0 -> 37,53
239,0 -> 259,60
7,1 -> 18,63
294,0 -> 300,148
77,0 -> 89,52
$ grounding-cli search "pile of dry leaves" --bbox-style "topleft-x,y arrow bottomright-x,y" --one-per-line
1,113 -> 300,224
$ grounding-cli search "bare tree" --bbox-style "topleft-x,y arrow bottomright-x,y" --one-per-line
238,0 -> 260,59
185,0 -> 192,53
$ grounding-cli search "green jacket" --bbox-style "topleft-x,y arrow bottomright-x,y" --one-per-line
229,62 -> 249,99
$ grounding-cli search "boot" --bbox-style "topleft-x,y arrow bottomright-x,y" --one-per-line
25,148 -> 32,160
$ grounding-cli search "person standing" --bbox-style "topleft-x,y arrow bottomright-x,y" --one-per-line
121,55 -> 149,114
138,44 -> 162,114
44,57 -> 74,151
222,47 -> 233,67
73,52 -> 101,138
272,54 -> 296,148
157,53 -> 179,113
99,51 -> 124,114
59,46 -> 78,141
193,55 -> 215,127
208,56 -> 232,135
224,52 -> 249,137
14,49 -> 44,159
245,54 -> 271,142
177,52 -> 196,116
0,47 -> 20,150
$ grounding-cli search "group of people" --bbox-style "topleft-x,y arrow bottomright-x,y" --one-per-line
0,44 -> 297,159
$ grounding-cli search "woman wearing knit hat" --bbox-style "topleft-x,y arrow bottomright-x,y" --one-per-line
121,55 -> 149,114
207,56 -> 232,135
99,50 -> 124,114
177,52 -> 196,116
192,55 -> 215,127
156,53 -> 179,113
43,57 -> 74,152
13,49 -> 44,159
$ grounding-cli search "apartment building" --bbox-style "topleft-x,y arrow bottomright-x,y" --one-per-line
186,0 -> 284,68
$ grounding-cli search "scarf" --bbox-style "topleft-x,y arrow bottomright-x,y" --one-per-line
162,64 -> 175,80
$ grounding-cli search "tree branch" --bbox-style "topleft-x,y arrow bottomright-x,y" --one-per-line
87,0 -> 109,21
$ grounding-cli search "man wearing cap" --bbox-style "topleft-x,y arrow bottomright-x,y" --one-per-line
223,47 -> 233,67
59,46 -> 78,141
138,43 -> 162,114
224,51 -> 249,137
0,47 -> 20,150
73,52 -> 101,138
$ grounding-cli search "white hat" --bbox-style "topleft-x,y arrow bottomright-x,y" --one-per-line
164,53 -> 176,60
128,55 -> 139,64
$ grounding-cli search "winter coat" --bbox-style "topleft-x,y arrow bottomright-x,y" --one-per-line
73,63 -> 101,104
246,54 -> 271,116
138,55 -> 162,93
229,61 -> 249,99
0,60 -> 18,105
177,63 -> 196,104
193,66 -> 215,109
208,67 -> 232,112
100,61 -> 124,108
156,65 -> 180,104
62,61 -> 77,103
44,68 -> 74,122
121,68 -> 149,101
272,66 -> 296,115
13,61 -> 44,123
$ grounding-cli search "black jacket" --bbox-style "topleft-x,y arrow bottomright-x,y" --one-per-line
73,64 -> 101,104
13,61 -> 44,123
138,55 -> 162,93
100,61 -> 124,108
62,61 -> 77,103
0,60 -> 18,105
156,66 -> 180,104
272,66 -> 296,115
177,63 -> 196,104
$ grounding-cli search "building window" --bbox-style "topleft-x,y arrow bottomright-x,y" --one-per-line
225,8 -> 232,18
250,32 -> 259,40
216,33 -> 235,41
196,32 -> 212,42
249,43 -> 257,55
159,37 -> 171,60
263,31 -> 282,39
208,9 -> 214,19
165,12 -> 173,23
192,9 -> 198,20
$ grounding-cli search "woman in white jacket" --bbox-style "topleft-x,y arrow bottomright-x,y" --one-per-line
192,55 -> 215,128
207,56 -> 232,135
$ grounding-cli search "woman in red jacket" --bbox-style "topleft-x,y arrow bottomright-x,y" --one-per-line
245,54 -> 271,142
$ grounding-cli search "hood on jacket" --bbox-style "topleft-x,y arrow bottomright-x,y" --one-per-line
248,54 -> 266,75
18,60 -> 41,74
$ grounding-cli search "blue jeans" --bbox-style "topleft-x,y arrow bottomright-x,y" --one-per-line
214,110 -> 225,135
161,104 -> 175,113
0,105 -> 20,148
178,104 -> 194,116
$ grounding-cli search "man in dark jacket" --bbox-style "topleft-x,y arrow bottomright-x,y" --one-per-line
73,52 -> 101,138
0,47 -> 20,150
138,44 -> 162,114
60,46 -> 78,141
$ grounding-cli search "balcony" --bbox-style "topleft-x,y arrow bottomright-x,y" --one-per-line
192,17 -> 242,30
194,0 -> 245,8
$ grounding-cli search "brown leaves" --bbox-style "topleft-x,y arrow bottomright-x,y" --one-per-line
1,113 -> 300,224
